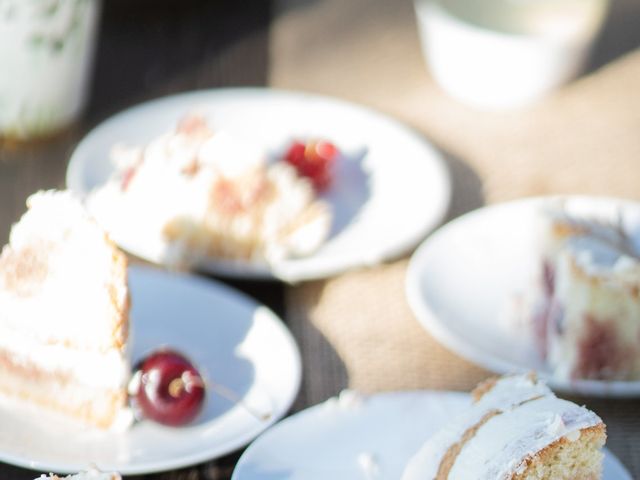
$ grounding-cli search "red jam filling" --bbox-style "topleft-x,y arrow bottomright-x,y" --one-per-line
574,315 -> 630,380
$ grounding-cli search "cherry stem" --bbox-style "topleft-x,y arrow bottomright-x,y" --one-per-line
209,382 -> 272,422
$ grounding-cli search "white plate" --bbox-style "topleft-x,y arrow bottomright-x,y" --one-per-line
406,196 -> 640,397
0,265 -> 301,475
231,390 -> 632,480
66,88 -> 451,282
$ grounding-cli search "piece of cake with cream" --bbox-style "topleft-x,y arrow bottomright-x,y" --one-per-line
531,204 -> 640,380
402,374 -> 606,479
0,190 -> 131,429
88,115 -> 332,267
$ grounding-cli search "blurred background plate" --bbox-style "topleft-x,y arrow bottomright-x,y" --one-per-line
66,88 -> 451,282
406,196 -> 640,398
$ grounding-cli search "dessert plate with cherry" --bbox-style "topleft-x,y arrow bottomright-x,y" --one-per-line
0,265 -> 301,475
66,88 -> 451,282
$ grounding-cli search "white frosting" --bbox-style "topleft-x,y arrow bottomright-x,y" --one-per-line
0,190 -> 129,389
0,190 -> 128,349
544,206 -> 640,277
546,413 -> 566,437
88,118 -> 331,266
0,328 -> 128,388
198,130 -> 264,178
402,375 -> 601,480
262,163 -> 331,261
402,375 -> 549,479
449,397 -> 598,479
90,138 -> 214,244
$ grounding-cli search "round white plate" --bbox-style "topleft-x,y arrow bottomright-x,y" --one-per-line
0,265 -> 301,475
231,390 -> 632,480
66,88 -> 451,282
406,196 -> 640,397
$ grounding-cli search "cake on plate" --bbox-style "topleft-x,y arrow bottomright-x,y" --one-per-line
402,373 -> 606,480
87,115 -> 332,267
530,204 -> 640,380
0,190 -> 131,429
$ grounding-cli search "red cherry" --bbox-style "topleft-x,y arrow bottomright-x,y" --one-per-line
132,349 -> 206,426
313,141 -> 338,163
283,139 -> 339,191
284,141 -> 307,168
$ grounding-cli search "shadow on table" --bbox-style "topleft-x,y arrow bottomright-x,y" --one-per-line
326,146 -> 371,239
586,0 -> 640,74
284,148 -> 484,412
286,287 -> 349,411
441,150 -> 485,222
87,0 -> 271,124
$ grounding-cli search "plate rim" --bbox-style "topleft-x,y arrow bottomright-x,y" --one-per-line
231,389 -> 632,480
406,194 -> 640,398
231,390 -> 469,480
66,87 -> 452,282
0,264 -> 302,475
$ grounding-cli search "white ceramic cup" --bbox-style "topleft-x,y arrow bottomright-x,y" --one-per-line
0,0 -> 102,139
414,0 -> 609,109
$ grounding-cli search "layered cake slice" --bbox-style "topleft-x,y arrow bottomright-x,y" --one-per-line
531,205 -> 640,380
88,115 -> 332,267
402,374 -> 606,480
0,190 -> 131,429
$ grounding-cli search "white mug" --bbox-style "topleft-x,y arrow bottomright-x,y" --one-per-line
414,0 -> 609,109
0,0 -> 102,139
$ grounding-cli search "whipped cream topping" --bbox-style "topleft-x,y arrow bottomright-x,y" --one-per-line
0,190 -> 130,390
542,205 -> 640,277
402,374 -> 602,480
198,130 -> 264,178
448,397 -> 597,479
403,375 -> 550,479
90,134 -> 215,245
0,190 -> 128,349
88,116 -> 331,266
0,329 -> 128,389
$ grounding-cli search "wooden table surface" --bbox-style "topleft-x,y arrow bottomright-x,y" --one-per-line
2,0 -> 640,478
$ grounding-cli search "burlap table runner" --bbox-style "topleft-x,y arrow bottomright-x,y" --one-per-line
273,0 -> 640,475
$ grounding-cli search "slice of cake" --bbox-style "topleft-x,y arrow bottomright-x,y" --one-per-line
36,470 -> 121,480
531,205 -> 640,380
402,374 -> 606,480
87,114 -> 332,267
0,190 -> 131,429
